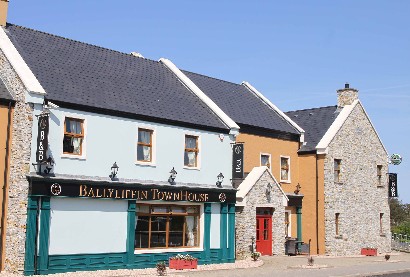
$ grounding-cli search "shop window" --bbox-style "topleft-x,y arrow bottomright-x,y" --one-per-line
137,128 -> 153,162
63,117 -> 84,155
184,135 -> 199,167
377,165 -> 383,186
135,204 -> 200,249
335,213 -> 340,236
285,210 -> 291,238
334,159 -> 342,183
260,154 -> 271,171
280,156 -> 290,182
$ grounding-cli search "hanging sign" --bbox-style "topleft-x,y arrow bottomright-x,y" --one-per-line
388,173 -> 398,198
232,143 -> 244,179
390,154 -> 402,165
36,114 -> 49,163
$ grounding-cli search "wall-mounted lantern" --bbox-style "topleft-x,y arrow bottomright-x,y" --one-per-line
109,162 -> 119,180
216,172 -> 224,187
168,167 -> 177,185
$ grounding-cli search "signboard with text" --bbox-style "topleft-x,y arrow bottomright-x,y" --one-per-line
36,114 -> 49,163
232,143 -> 244,179
388,173 -> 398,198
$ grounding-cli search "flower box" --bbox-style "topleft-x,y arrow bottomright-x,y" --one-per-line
169,258 -> 198,270
361,248 -> 377,256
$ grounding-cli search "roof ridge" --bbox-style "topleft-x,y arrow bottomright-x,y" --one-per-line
182,69 -> 242,87
286,105 -> 337,113
5,23 -> 159,64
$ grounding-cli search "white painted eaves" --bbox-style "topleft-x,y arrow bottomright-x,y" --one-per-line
0,27 -> 46,95
160,58 -> 240,135
241,81 -> 305,143
236,166 -> 288,206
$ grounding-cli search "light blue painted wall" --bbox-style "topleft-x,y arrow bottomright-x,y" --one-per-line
210,203 -> 221,249
31,105 -> 234,186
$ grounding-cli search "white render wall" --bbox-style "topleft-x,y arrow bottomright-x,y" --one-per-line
30,105 -> 234,187
49,198 -> 128,255
324,103 -> 391,255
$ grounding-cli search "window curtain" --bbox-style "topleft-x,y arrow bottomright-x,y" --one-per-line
185,216 -> 195,246
71,137 -> 82,154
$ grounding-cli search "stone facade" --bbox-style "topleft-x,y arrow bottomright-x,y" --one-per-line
337,87 -> 359,107
235,170 -> 285,259
0,49 -> 34,272
323,103 -> 390,255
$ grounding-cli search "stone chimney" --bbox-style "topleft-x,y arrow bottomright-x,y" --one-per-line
337,83 -> 358,107
0,0 -> 8,26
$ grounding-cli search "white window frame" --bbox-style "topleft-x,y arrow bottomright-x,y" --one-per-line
280,155 -> 291,183
260,153 -> 272,171
134,201 -> 204,254
183,132 -> 201,170
285,209 -> 291,238
135,125 -> 156,167
61,113 -> 87,160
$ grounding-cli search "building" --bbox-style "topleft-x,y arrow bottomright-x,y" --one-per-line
180,71 -> 305,258
286,84 -> 391,255
0,23 -> 239,274
0,78 -> 14,271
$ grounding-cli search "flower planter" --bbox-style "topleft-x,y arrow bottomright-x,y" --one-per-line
169,259 -> 198,270
361,248 -> 377,256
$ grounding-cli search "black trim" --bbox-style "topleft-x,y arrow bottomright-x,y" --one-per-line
46,99 -> 231,134
298,150 -> 317,155
0,99 -> 16,106
239,124 -> 300,141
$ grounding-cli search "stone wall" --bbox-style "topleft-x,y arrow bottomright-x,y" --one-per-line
235,170 -> 285,259
0,49 -> 34,272
323,103 -> 390,255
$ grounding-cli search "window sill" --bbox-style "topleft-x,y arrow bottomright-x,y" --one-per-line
134,247 -> 203,254
335,235 -> 343,239
61,153 -> 86,160
280,180 -> 291,184
183,166 -> 200,171
334,182 -> 344,185
377,185 -> 385,188
135,161 -> 156,167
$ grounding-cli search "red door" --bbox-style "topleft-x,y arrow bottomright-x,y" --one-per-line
256,215 -> 272,255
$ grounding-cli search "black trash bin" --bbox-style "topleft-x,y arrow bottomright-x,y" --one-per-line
285,238 -> 297,256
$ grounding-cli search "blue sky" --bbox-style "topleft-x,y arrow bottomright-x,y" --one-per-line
8,1 -> 410,202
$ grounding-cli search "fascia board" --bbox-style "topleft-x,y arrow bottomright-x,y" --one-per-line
241,81 -> 305,143
159,58 -> 240,135
0,27 -> 46,95
316,100 -> 358,151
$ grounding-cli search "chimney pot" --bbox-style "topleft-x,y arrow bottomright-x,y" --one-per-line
345,83 -> 349,89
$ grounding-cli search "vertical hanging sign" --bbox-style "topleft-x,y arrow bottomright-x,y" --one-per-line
388,173 -> 398,198
232,143 -> 244,179
36,114 -> 49,163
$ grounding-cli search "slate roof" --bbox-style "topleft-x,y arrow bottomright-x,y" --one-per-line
4,24 -> 228,132
0,78 -> 14,102
286,106 -> 340,153
182,70 -> 300,136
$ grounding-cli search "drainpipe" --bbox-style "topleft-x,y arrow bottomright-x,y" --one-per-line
296,206 -> 302,251
316,154 -> 319,254
0,101 -> 12,270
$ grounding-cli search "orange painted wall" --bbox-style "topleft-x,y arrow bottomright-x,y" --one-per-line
0,103 -> 12,270
237,133 -> 300,192
298,153 -> 325,254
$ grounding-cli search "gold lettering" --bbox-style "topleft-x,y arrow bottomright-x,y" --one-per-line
108,189 -> 114,198
103,188 -> 106,198
173,192 -> 180,201
151,189 -> 159,200
125,190 -> 131,199
115,189 -> 121,199
88,187 -> 95,197
131,190 -> 136,199
181,191 -> 189,201
158,191 -> 165,200
80,185 -> 88,196
122,189 -> 125,198
95,188 -> 102,198
164,191 -> 173,201
141,190 -> 148,200
188,193 -> 194,202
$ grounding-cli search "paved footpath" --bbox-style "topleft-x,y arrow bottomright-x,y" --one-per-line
178,252 -> 410,277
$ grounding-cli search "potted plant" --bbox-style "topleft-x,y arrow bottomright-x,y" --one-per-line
169,254 -> 198,270
251,251 -> 261,261
156,261 -> 167,276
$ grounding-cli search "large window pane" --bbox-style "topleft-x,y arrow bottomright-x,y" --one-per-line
169,217 -> 184,247
135,216 -> 150,248
185,216 -> 198,247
